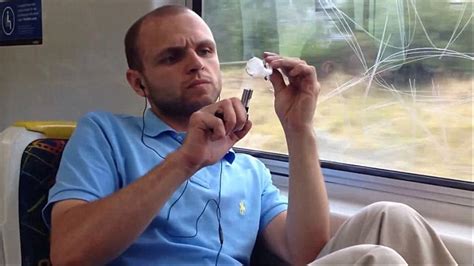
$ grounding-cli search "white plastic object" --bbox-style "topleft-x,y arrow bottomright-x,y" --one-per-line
245,57 -> 273,78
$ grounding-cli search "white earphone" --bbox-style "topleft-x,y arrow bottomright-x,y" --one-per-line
245,57 -> 273,78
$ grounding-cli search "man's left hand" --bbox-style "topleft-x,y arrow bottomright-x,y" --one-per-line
263,52 -> 320,132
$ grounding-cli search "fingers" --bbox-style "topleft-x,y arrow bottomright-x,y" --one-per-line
214,98 -> 248,135
189,110 -> 225,141
263,52 -> 318,94
264,53 -> 315,79
232,120 -> 252,141
197,97 -> 248,140
267,68 -> 286,94
288,63 -> 316,78
223,98 -> 249,134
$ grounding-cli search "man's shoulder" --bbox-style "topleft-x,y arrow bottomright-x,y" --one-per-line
80,110 -> 136,123
77,110 -> 139,129
234,152 -> 268,170
69,111 -> 142,142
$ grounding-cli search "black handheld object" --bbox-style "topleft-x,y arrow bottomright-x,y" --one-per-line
240,88 -> 253,113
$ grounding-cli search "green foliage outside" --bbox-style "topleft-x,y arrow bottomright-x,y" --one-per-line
299,0 -> 473,79
204,0 -> 279,62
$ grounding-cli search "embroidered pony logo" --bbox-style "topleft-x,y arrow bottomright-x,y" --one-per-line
239,200 -> 246,215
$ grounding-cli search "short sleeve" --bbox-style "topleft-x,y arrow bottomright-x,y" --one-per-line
42,113 -> 119,228
259,167 -> 288,231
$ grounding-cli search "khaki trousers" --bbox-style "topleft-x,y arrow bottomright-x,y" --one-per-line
311,201 -> 457,265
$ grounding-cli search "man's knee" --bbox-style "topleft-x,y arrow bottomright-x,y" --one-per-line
364,201 -> 418,218
366,245 -> 407,264
312,244 -> 407,265
348,245 -> 407,265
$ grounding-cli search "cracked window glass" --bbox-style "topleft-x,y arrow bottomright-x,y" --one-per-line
203,0 -> 473,182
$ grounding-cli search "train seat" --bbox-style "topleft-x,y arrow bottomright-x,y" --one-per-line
0,122 -> 74,265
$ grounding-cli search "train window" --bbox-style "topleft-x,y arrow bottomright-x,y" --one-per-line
202,0 -> 473,183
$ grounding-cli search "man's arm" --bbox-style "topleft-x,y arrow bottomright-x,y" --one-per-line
261,52 -> 330,265
50,151 -> 196,265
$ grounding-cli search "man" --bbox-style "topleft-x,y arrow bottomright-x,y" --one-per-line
43,5 -> 456,265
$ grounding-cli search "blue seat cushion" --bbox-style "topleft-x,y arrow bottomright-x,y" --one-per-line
19,139 -> 67,266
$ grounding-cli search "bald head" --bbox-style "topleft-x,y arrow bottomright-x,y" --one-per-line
124,5 -> 197,71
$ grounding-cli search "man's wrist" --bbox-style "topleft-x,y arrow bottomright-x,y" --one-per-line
167,150 -> 201,177
284,125 -> 318,150
283,124 -> 315,138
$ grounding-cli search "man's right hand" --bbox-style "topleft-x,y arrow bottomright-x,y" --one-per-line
177,97 -> 252,172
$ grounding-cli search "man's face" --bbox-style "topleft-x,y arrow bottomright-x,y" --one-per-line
138,12 -> 222,119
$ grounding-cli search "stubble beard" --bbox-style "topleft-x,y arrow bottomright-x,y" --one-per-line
148,88 -> 220,120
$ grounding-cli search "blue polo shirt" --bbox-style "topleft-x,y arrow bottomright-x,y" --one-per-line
43,110 -> 288,265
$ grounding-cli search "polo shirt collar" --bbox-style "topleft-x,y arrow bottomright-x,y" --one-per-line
143,108 -> 174,137
142,108 -> 236,164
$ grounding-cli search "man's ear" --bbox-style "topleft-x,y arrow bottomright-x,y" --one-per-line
126,69 -> 147,97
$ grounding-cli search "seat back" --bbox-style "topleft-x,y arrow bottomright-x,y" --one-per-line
19,139 -> 68,265
0,122 -> 74,265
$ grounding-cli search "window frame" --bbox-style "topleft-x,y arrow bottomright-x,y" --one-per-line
238,148 -> 473,192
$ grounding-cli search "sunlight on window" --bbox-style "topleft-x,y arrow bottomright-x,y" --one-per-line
203,0 -> 473,182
